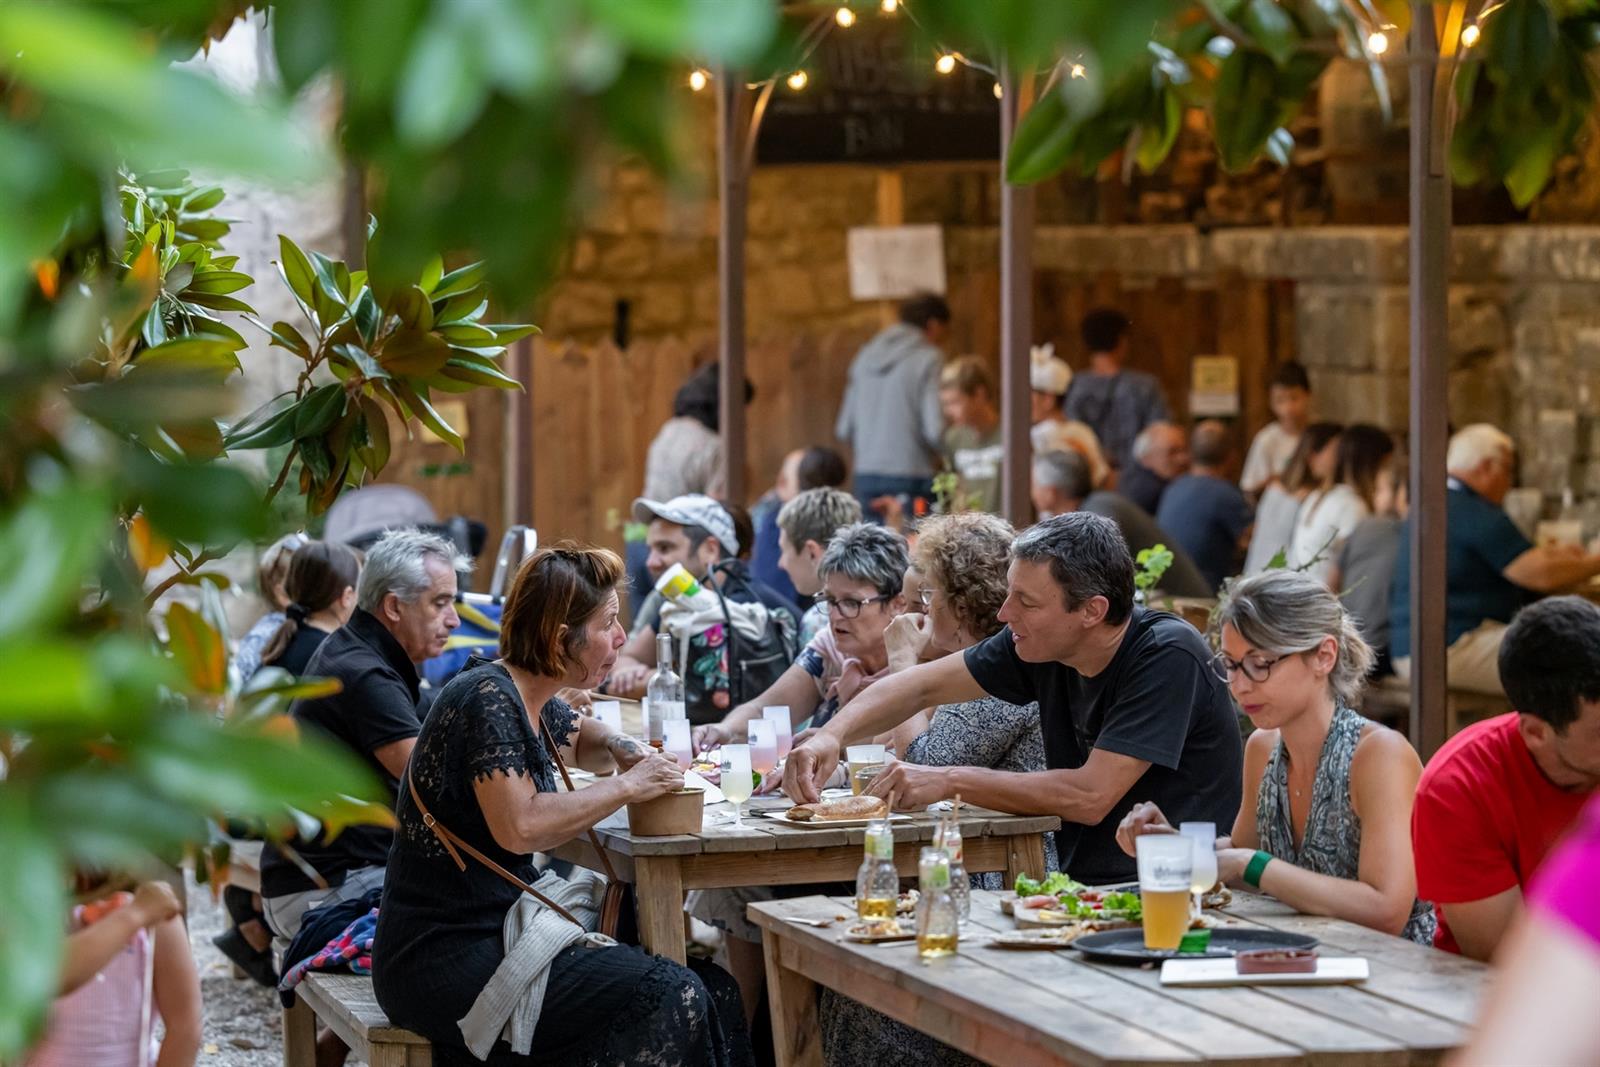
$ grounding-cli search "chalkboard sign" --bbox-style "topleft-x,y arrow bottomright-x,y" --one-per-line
753,18 -> 1000,166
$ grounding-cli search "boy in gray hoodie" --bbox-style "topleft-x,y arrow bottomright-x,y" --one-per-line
835,292 -> 948,517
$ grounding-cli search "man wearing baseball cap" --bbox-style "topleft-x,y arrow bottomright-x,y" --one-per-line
605,494 -> 795,700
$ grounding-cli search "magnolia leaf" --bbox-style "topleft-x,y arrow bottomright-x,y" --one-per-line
394,381 -> 463,451
1243,0 -> 1300,67
357,397 -> 393,474
292,383 -> 349,440
431,261 -> 488,301
127,513 -> 170,572
0,483 -> 113,645
0,795 -> 65,1062
0,640 -> 112,725
165,601 -> 227,695
380,327 -> 451,377
277,235 -> 319,315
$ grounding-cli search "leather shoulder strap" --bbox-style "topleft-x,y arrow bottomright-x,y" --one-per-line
538,715 -> 622,885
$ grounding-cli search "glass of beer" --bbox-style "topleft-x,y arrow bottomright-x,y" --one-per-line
1136,834 -> 1194,951
847,744 -> 886,795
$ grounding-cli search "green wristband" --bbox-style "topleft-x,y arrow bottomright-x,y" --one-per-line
1243,850 -> 1273,888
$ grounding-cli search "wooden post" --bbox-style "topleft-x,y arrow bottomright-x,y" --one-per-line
876,170 -> 904,327
1409,2 -> 1452,758
717,72 -> 750,504
999,66 -> 1036,528
506,337 -> 534,525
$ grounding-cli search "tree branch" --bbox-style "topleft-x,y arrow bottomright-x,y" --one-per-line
144,548 -> 221,608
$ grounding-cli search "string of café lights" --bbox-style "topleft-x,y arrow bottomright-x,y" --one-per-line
684,0 -> 1087,101
684,0 -> 1500,97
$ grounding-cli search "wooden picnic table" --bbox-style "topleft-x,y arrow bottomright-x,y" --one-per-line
750,887 -> 1489,1067
551,800 -> 1059,964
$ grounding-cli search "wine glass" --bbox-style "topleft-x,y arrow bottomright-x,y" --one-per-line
1179,821 -> 1218,915
721,744 -> 753,827
749,719 -> 778,778
762,706 -> 793,760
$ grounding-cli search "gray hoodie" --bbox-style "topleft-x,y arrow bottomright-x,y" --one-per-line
835,322 -> 945,478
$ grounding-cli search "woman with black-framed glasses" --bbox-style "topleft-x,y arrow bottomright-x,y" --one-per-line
1116,568 -> 1436,944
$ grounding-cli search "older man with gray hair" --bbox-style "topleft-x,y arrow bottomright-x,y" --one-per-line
1118,421 -> 1189,516
1392,423 -> 1600,694
259,528 -> 467,948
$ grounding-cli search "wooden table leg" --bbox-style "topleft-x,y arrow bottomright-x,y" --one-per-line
281,991 -> 317,1067
634,855 -> 687,964
763,934 -> 823,1067
1004,832 -> 1048,892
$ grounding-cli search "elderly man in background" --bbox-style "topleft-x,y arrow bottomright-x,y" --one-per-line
1031,449 -> 1212,598
1156,420 -> 1254,591
1118,421 -> 1189,517
1392,423 -> 1600,694
259,528 -> 466,948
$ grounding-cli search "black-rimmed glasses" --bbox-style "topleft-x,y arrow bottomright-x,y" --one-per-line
814,592 -> 895,619
1209,651 -> 1286,684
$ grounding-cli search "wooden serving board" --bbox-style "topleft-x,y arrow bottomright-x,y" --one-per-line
1160,957 -> 1370,987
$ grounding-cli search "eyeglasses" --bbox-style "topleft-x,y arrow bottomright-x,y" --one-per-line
1210,651 -> 1286,684
815,592 -> 895,619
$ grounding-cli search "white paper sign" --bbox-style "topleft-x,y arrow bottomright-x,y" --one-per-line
847,225 -> 946,301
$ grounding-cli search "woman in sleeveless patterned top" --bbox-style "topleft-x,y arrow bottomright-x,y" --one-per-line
1117,569 -> 1435,944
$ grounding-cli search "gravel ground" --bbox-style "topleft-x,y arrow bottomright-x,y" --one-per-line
185,876 -> 371,1067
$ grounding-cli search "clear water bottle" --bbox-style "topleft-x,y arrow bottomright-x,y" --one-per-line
916,847 -> 959,960
855,820 -> 899,920
936,822 -> 970,923
646,632 -> 684,745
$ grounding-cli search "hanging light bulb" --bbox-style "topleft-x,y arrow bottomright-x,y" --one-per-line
688,68 -> 710,92
1367,30 -> 1389,54
1460,22 -> 1481,47
835,5 -> 856,27
1069,63 -> 1087,79
935,52 -> 958,75
992,81 -> 1003,99
786,69 -> 809,91
880,0 -> 898,12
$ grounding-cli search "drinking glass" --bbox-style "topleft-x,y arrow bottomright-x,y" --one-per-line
1135,834 -> 1194,951
748,719 -> 778,777
663,718 -> 693,769
762,706 -> 794,760
1179,822 -> 1219,899
847,743 -> 887,796
720,744 -> 753,827
592,701 -> 623,736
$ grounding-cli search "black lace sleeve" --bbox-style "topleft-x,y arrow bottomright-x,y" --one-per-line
459,670 -> 542,785
540,698 -> 579,755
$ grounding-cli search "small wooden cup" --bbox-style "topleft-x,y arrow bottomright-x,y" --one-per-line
627,788 -> 705,836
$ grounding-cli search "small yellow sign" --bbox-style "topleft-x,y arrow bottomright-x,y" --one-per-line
1191,355 -> 1238,394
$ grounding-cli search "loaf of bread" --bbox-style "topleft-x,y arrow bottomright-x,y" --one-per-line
786,795 -> 888,822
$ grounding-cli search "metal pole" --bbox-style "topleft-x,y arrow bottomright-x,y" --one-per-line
717,71 -> 750,504
999,65 -> 1036,527
1409,3 -> 1451,759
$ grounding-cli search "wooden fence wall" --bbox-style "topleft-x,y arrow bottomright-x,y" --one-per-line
373,272 -> 1295,565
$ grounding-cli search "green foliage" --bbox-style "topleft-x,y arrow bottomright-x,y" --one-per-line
1134,544 -> 1176,593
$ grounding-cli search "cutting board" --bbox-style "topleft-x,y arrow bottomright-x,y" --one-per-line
1160,957 -> 1369,987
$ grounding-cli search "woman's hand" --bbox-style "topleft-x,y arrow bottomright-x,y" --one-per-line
1215,847 -> 1257,889
693,722 -> 731,754
622,753 -> 685,802
884,612 -> 936,674
130,881 -> 182,929
1115,801 -> 1176,857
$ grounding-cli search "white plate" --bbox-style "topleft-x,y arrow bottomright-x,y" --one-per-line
1160,957 -> 1369,986
761,811 -> 912,829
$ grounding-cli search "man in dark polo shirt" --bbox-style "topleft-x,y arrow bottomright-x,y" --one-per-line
782,512 -> 1242,884
260,528 -> 465,948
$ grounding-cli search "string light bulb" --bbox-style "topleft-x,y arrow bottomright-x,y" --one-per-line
786,69 -> 809,91
835,5 -> 856,26
1069,63 -> 1087,79
1460,22 -> 1481,47
992,81 -> 1003,99
688,68 -> 710,92
880,0 -> 897,11
1367,30 -> 1389,54
935,52 -> 958,75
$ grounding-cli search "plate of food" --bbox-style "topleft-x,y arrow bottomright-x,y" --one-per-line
1003,874 -> 1233,916
841,918 -> 918,943
988,927 -> 1094,950
764,796 -> 910,827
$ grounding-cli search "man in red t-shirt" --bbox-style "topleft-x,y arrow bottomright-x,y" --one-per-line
1411,596 -> 1600,960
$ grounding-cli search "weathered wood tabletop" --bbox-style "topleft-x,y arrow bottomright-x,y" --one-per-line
551,800 -> 1059,963
749,887 -> 1488,1067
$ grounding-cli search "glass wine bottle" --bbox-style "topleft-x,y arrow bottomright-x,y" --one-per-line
645,632 -> 684,746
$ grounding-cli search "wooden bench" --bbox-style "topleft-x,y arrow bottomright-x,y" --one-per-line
283,973 -> 432,1066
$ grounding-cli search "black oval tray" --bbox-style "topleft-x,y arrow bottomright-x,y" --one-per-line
1073,927 -> 1318,965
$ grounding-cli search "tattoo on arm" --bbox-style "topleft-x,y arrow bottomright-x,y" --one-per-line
606,733 -> 650,765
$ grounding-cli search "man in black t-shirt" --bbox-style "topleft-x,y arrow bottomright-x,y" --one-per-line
260,528 -> 466,948
782,512 -> 1242,884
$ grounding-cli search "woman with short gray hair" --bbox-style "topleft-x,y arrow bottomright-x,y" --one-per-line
1115,569 -> 1436,944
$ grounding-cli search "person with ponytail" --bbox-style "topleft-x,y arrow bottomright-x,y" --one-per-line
1116,569 -> 1436,944
257,541 -> 362,677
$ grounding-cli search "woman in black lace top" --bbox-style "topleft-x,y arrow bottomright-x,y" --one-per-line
374,544 -> 752,1066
